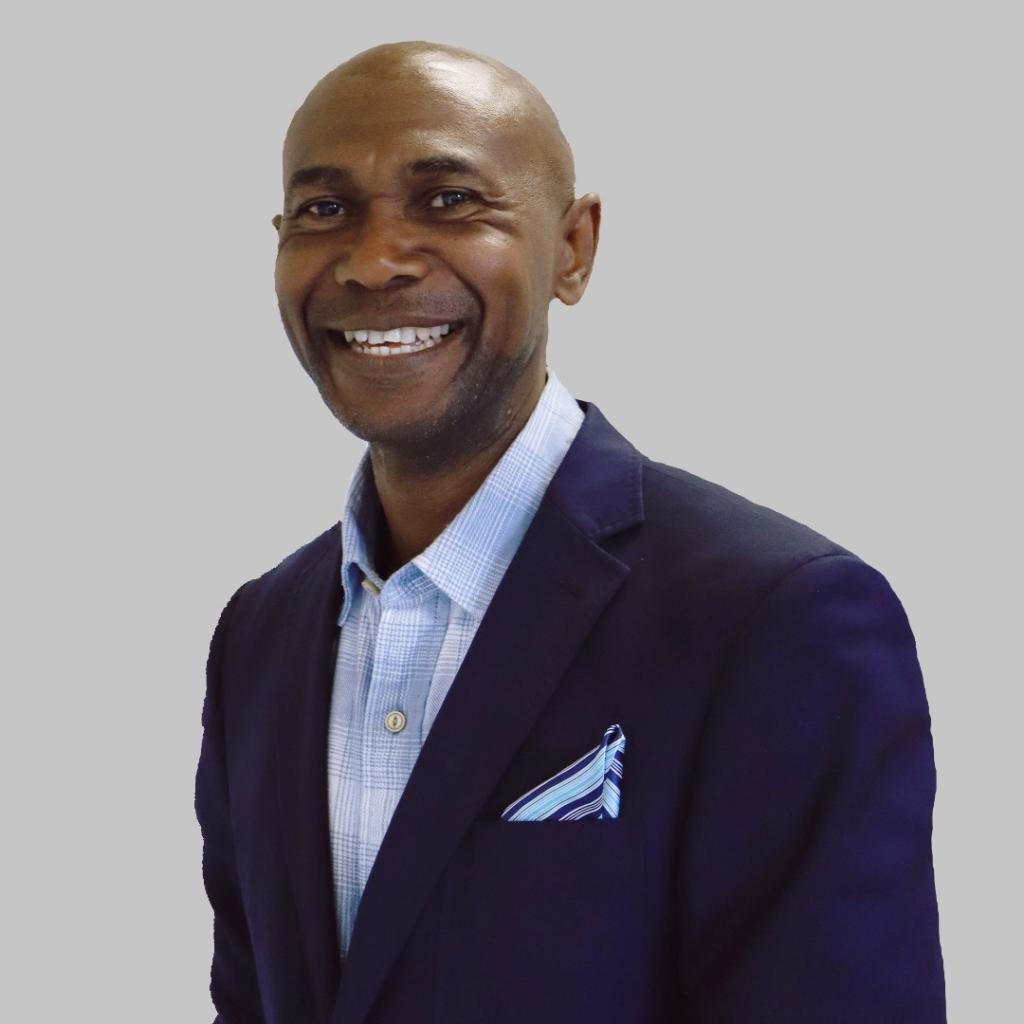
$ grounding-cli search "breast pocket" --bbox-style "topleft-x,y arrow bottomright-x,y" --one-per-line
436,815 -> 650,1023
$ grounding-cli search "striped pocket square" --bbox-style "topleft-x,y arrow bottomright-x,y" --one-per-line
501,723 -> 626,821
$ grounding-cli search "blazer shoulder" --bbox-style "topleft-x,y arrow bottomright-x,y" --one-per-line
227,521 -> 341,621
643,456 -> 853,558
635,456 -> 869,620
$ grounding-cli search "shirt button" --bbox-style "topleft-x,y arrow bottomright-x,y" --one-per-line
361,577 -> 381,596
384,710 -> 407,733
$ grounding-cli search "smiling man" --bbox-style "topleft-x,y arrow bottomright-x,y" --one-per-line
195,40 -> 945,1024
271,44 -> 589,576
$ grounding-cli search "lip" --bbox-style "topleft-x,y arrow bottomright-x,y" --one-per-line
325,317 -> 464,332
324,320 -> 467,360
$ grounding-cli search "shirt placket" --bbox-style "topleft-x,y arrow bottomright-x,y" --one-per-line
359,581 -> 424,895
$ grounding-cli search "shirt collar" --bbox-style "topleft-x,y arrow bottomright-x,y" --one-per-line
338,367 -> 584,623
337,446 -> 382,625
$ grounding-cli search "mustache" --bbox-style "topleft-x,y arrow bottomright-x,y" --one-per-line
308,293 -> 475,328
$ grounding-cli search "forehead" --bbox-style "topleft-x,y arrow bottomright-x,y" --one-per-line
283,66 -> 532,191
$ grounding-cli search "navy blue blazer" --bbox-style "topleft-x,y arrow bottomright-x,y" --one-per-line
195,399 -> 946,1023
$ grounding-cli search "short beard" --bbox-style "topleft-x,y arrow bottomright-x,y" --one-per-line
344,356 -> 541,483
348,343 -> 540,477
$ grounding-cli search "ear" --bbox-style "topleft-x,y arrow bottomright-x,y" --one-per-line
552,193 -> 601,306
272,213 -> 282,232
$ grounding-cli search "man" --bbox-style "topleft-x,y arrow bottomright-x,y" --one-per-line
195,40 -> 946,1023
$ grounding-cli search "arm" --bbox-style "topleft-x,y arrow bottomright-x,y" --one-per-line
676,554 -> 946,1021
195,584 -> 266,1024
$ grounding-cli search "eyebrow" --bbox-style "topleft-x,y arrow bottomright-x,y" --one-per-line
284,155 -> 489,199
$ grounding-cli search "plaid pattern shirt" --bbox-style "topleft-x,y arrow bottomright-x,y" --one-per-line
327,368 -> 585,958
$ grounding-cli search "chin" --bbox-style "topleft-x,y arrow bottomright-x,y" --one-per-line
332,401 -> 449,449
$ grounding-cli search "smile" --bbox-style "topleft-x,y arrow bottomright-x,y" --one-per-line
329,321 -> 463,357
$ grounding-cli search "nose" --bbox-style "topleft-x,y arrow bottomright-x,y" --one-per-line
334,207 -> 429,291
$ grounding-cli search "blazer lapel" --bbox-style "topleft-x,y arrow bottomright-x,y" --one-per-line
329,400 -> 644,1024
274,530 -> 345,1020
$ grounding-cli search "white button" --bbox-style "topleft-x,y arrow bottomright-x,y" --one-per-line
361,577 -> 380,596
384,710 -> 407,733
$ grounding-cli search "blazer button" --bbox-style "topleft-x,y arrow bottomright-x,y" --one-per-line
384,710 -> 407,733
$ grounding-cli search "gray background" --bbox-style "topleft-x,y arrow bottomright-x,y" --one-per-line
3,1 -> 1019,1019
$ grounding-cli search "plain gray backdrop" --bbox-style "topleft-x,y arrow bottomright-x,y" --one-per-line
3,1 -> 1019,1020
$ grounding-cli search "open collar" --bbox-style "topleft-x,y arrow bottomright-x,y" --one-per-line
337,368 -> 585,622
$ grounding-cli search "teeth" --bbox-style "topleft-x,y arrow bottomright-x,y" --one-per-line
342,322 -> 455,345
340,322 -> 459,355
352,336 -> 442,356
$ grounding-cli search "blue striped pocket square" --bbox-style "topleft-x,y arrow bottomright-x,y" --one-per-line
500,723 -> 626,821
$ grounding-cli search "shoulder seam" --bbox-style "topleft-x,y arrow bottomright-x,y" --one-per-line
703,552 -> 915,747
719,552 -> 864,686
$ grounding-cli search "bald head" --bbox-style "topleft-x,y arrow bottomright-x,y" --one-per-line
273,40 -> 601,459
284,41 -> 576,216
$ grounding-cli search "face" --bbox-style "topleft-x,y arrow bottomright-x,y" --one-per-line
273,61 -> 590,461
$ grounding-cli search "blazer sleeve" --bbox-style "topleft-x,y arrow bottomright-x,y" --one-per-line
195,583 -> 267,1024
676,553 -> 946,1021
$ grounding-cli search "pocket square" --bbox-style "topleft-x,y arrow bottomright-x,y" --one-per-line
501,723 -> 626,821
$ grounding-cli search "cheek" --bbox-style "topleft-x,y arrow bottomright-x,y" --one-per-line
274,234 -> 333,314
274,249 -> 310,311
467,237 -> 536,324
273,250 -> 326,370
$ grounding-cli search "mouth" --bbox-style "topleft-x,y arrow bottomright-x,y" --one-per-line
325,320 -> 466,358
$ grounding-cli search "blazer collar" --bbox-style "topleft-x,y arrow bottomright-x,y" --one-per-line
274,398 -> 644,1024
546,398 -> 645,541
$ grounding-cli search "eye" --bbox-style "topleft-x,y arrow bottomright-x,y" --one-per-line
300,199 -> 344,218
428,189 -> 473,209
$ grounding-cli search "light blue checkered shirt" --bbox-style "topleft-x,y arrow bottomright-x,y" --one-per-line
327,368 -> 584,958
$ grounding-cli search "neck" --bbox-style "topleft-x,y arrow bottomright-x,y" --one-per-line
368,373 -> 546,577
